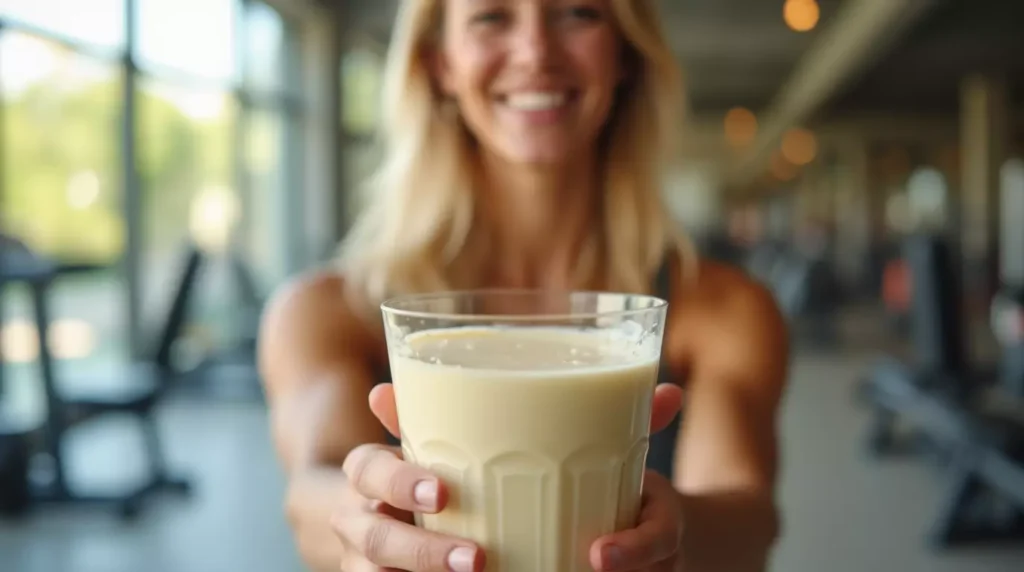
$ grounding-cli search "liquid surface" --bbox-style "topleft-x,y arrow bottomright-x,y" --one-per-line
390,326 -> 661,572
402,325 -> 658,371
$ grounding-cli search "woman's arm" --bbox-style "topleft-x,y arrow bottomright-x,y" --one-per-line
259,272 -> 386,471
671,263 -> 790,572
258,273 -> 388,570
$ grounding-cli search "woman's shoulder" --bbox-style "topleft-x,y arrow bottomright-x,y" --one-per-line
679,258 -> 782,322
665,256 -> 788,365
259,269 -> 387,366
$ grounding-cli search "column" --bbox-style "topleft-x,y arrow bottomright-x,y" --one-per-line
1002,158 -> 1024,285
833,138 -> 871,297
960,75 -> 1008,296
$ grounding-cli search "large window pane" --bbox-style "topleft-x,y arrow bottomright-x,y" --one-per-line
0,0 -> 125,51
1,31 -> 127,419
243,1 -> 286,94
135,0 -> 238,81
341,46 -> 383,136
241,109 -> 289,289
343,142 -> 382,226
137,79 -> 240,361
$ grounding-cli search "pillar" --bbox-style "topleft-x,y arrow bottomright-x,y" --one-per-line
959,75 -> 1008,296
833,138 -> 871,297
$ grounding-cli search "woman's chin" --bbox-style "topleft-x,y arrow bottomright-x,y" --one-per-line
501,146 -> 576,168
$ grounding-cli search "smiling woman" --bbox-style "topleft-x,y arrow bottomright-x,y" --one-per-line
261,1 -> 788,571
339,0 -> 687,304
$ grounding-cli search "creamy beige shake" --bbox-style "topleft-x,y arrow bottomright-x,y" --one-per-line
390,326 -> 661,572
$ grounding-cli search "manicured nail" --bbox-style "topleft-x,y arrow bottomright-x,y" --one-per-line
413,479 -> 438,510
602,544 -> 622,570
447,546 -> 477,572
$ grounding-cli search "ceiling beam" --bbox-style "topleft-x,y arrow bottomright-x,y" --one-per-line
726,0 -> 937,188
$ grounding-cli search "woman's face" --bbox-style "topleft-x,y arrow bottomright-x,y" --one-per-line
435,0 -> 624,166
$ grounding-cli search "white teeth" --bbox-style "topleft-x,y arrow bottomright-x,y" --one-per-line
505,91 -> 567,111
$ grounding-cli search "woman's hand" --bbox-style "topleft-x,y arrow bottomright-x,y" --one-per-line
589,471 -> 684,571
329,443 -> 485,572
355,382 -> 684,572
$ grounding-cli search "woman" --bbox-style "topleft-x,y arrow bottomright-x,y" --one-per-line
259,0 -> 789,570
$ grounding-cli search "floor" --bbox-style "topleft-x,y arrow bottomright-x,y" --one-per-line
3,350 -> 1024,572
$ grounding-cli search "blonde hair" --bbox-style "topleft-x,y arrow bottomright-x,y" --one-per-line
338,0 -> 695,305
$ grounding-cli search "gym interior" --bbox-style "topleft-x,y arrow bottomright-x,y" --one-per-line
1,0 -> 1024,570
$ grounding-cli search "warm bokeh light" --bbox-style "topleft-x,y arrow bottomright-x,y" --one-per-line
189,185 -> 240,253
2,320 -> 40,363
724,107 -> 758,148
784,0 -> 820,32
781,128 -> 818,165
771,151 -> 798,181
0,318 -> 99,363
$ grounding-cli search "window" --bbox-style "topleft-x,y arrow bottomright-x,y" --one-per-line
242,109 -> 290,288
341,46 -> 383,136
243,1 -> 287,95
0,0 -> 304,390
137,78 -> 240,353
1,31 -> 128,413
341,44 -> 385,225
135,0 -> 239,80
0,0 -> 125,50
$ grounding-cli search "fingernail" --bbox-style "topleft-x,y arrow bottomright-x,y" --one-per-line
413,479 -> 438,510
602,544 -> 622,570
447,546 -> 477,572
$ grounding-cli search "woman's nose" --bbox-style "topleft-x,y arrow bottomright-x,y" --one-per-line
510,9 -> 557,69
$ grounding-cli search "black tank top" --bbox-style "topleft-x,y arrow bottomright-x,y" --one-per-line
379,260 -> 681,480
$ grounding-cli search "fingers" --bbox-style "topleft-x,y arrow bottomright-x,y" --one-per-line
334,513 -> 485,572
338,554 -> 402,572
369,383 -> 401,438
590,472 -> 682,571
649,383 -> 683,434
342,444 -> 447,513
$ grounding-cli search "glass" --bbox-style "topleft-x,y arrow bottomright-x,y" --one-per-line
0,32 -> 128,408
135,0 -> 238,81
243,1 -> 286,94
0,0 -> 125,50
136,78 -> 239,361
381,291 -> 668,572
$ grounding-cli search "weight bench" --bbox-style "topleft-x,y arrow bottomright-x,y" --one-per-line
29,244 -> 203,519
862,234 -> 1024,547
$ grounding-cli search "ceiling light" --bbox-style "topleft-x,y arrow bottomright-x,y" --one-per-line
784,0 -> 820,32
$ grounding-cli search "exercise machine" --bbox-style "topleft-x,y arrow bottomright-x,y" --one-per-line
862,234 -> 1024,547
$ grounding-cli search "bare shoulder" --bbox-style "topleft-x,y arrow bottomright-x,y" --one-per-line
685,260 -> 782,319
669,258 -> 790,392
258,270 -> 385,399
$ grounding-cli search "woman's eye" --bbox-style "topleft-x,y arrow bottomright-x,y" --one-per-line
471,9 -> 509,26
560,5 -> 603,22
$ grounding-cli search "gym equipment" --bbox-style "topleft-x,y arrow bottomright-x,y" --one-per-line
0,421 -> 33,518
862,233 -> 1024,547
991,286 -> 1024,398
746,242 -> 840,347
170,249 -> 264,403
17,246 -> 200,519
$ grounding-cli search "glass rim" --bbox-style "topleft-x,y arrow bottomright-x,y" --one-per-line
380,289 -> 668,322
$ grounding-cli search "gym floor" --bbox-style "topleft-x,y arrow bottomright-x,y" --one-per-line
3,347 -> 1024,571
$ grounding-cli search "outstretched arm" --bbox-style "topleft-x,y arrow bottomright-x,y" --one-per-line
672,265 -> 790,572
259,273 -> 388,571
